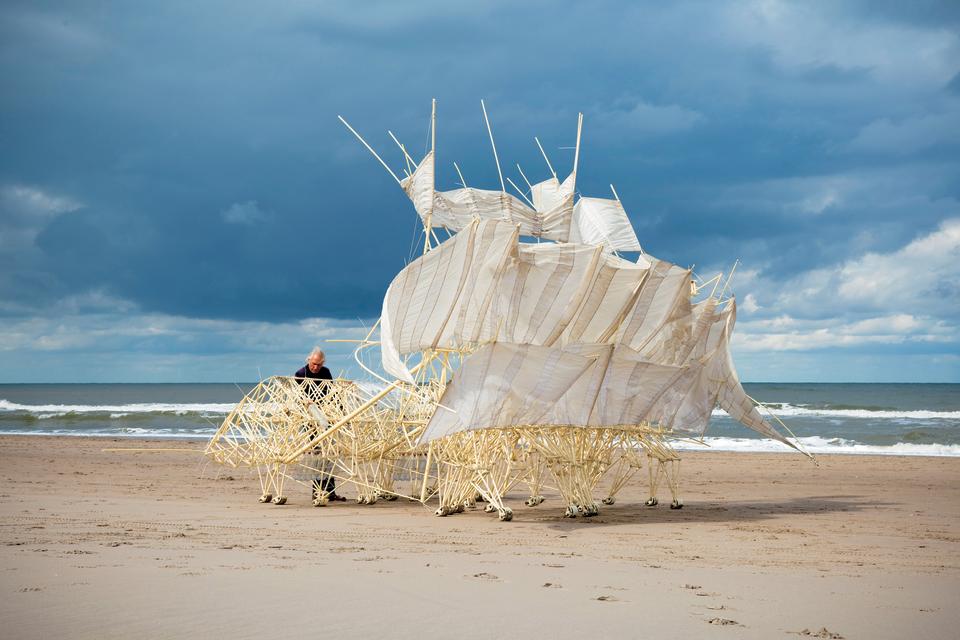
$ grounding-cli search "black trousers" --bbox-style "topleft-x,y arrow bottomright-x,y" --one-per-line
312,475 -> 336,493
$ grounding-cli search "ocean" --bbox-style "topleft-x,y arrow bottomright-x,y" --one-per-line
0,382 -> 958,456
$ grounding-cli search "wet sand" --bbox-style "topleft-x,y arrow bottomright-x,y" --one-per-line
1,436 -> 958,639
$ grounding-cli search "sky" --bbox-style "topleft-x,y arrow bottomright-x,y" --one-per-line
1,0 -> 958,383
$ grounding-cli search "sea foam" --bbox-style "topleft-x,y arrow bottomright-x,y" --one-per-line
676,436 -> 960,457
711,405 -> 960,420
0,399 -> 235,415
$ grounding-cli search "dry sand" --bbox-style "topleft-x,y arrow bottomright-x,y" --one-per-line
1,436 -> 957,639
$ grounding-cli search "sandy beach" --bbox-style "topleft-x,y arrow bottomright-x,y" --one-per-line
0,436 -> 957,639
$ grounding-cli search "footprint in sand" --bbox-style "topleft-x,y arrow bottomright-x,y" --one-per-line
707,617 -> 740,626
790,628 -> 844,639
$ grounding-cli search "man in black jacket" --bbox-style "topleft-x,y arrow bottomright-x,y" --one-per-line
294,347 -> 332,383
294,347 -> 346,502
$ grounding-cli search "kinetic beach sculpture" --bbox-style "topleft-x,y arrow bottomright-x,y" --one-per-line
205,100 -> 808,520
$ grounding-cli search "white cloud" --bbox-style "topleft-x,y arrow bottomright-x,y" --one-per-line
732,219 -> 960,353
2,9 -> 107,56
1,184 -> 80,220
712,173 -> 865,218
719,1 -> 960,88
847,112 -> 960,154
0,184 -> 81,251
221,200 -> 269,225
787,217 -> 960,313
845,314 -> 921,334
734,313 -> 953,352
619,101 -> 703,133
0,298 -> 373,382
595,99 -> 705,136
832,218 -> 960,310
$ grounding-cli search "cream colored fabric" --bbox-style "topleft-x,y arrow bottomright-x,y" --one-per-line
424,343 -> 599,441
488,242 -> 603,345
400,153 -> 636,251
420,298 -> 797,448
380,199 -> 792,447
645,301 -> 729,436
568,197 -> 642,253
559,253 -> 648,345
590,346 -> 686,427
616,260 -> 692,351
399,153 -> 575,241
380,219 -> 518,382
383,231 -> 689,370
530,173 -> 574,213
399,151 -> 435,221
647,300 -> 798,447
712,302 -> 799,450
382,225 -> 656,374
421,342 -> 683,442
540,343 -> 613,427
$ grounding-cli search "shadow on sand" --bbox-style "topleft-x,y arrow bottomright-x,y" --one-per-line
536,494 -> 889,530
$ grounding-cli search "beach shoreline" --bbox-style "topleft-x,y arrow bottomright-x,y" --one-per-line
1,436 -> 958,638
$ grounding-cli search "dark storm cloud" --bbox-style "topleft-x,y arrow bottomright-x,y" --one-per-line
1,1 -> 958,381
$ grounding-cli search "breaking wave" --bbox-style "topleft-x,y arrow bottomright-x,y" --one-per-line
0,399 -> 234,417
5,399 -> 956,421
676,436 -> 960,457
0,427 -> 218,439
712,404 -> 960,420
1,431 -> 956,456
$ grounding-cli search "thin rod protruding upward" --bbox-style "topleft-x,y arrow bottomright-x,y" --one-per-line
431,98 -> 437,154
534,136 -> 557,180
388,130 -> 418,175
453,162 -> 467,188
610,184 -> 621,202
719,259 -> 740,300
338,116 -> 402,185
424,99 -> 437,255
573,112 -> 583,176
481,99 -> 505,192
517,164 -> 534,191
506,177 -> 535,208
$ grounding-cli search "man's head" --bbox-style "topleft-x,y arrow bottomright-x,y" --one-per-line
306,347 -> 325,373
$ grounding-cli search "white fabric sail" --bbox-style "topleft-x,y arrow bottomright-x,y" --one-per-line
420,342 -> 683,443
385,175 -> 795,450
399,152 -> 637,252
380,219 -> 518,382
382,225 -> 692,373
424,343 -> 601,440
615,260 -> 692,351
712,302 -> 800,450
380,221 -> 662,378
644,301 -> 731,436
399,153 -> 575,241
419,297 -> 798,449
559,253 -> 648,345
400,151 -> 435,221
568,197 -> 642,253
487,242 -> 604,345
647,300 -> 798,448
530,173 -> 574,213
